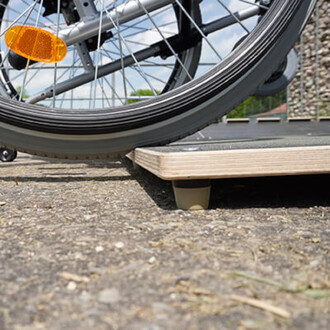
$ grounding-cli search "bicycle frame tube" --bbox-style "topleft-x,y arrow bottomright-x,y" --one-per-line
59,0 -> 175,46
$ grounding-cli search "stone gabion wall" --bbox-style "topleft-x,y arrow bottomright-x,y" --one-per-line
288,0 -> 329,118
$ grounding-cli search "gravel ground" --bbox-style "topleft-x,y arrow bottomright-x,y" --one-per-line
0,153 -> 329,330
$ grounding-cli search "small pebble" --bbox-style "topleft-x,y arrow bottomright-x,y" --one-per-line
67,281 -> 77,291
74,252 -> 84,260
309,260 -> 320,267
148,256 -> 156,264
95,246 -> 104,252
169,293 -> 176,300
114,242 -> 124,249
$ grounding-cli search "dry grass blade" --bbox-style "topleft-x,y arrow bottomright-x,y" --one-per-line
303,289 -> 330,299
230,271 -> 330,298
59,272 -> 90,283
230,295 -> 291,319
231,271 -> 284,289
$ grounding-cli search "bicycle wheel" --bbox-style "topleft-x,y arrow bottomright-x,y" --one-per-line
0,0 -> 315,159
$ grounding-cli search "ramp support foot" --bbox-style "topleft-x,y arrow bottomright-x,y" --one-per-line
172,180 -> 211,210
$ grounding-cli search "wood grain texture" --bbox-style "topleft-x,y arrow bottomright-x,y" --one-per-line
127,146 -> 330,180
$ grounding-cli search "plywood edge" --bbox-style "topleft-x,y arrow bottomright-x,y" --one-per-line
287,116 -> 313,122
127,146 -> 330,181
319,116 -> 330,121
126,148 -> 166,179
226,118 -> 250,124
256,117 -> 282,123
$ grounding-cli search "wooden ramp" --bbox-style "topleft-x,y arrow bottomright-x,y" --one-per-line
127,122 -> 330,210
128,145 -> 330,181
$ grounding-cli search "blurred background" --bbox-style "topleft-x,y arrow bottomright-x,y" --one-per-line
227,0 -> 329,121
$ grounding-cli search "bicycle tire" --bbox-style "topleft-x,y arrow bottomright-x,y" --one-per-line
0,0 -> 315,159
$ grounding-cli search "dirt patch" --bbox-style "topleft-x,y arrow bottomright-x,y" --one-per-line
0,154 -> 329,329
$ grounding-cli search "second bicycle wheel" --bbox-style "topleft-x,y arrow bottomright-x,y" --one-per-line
0,0 -> 315,158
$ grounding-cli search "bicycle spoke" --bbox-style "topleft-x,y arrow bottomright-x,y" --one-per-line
137,0 -> 194,80
216,0 -> 250,34
70,48 -> 76,109
100,46 -> 141,100
20,0 -> 45,101
114,1 -> 128,102
102,73 -> 125,105
0,2 -> 37,38
20,0 -> 57,27
0,1 -> 38,72
104,4 -> 158,96
52,0 -> 61,107
92,0 -> 105,109
239,0 -> 269,11
174,0 -> 222,60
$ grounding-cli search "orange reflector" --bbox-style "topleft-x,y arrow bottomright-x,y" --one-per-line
5,25 -> 67,63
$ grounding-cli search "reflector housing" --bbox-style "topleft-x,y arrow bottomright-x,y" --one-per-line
5,26 -> 67,63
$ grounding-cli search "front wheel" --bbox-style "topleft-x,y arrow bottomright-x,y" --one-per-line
0,0 -> 316,159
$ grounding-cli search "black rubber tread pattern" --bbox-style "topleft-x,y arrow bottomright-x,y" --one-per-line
0,0 -> 304,135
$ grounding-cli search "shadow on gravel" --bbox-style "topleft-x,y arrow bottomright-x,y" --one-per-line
1,161 -> 51,168
35,157 -> 125,169
127,158 -> 330,210
124,158 -> 177,210
0,175 -> 132,183
1,157 -> 125,169
1,157 -> 132,182
210,174 -> 330,209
